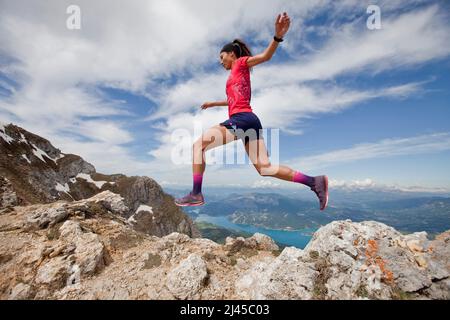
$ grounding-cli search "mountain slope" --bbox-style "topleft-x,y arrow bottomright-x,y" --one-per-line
0,122 -> 199,238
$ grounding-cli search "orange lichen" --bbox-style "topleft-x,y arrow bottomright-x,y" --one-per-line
365,239 -> 378,259
364,239 -> 394,284
375,256 -> 394,284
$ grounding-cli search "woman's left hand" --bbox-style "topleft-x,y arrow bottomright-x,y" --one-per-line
275,12 -> 291,38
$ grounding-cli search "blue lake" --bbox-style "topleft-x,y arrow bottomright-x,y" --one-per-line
195,214 -> 317,249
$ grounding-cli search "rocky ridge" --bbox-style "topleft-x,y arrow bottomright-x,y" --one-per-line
1,191 -> 448,300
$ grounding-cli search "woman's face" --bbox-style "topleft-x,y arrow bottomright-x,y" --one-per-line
219,51 -> 236,70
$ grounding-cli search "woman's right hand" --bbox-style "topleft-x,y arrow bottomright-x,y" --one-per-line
200,102 -> 214,110
275,12 -> 291,38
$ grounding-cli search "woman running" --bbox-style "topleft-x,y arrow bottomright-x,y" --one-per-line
175,12 -> 328,210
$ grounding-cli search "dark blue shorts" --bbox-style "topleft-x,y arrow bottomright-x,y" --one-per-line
220,112 -> 263,145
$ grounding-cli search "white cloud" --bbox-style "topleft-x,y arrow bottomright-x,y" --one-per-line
145,73 -> 427,130
0,0 -> 319,177
0,0 -> 449,189
144,2 -> 450,140
329,178 -> 377,189
252,81 -> 426,132
288,132 -> 450,171
251,179 -> 281,188
253,3 -> 450,86
330,178 -> 450,193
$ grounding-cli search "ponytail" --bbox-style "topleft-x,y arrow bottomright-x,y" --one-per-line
221,38 -> 254,73
233,39 -> 253,73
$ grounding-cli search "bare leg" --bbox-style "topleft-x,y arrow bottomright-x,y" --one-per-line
175,125 -> 238,206
192,124 -> 237,175
244,138 -> 298,181
243,137 -> 329,211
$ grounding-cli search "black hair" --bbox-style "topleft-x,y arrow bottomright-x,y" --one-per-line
220,38 -> 254,73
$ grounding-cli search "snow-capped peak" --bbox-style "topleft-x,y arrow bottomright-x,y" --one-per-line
0,123 -> 14,144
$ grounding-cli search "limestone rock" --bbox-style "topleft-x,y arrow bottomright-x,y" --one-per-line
26,203 -> 68,230
59,220 -> 106,275
236,247 -> 316,299
35,256 -> 70,290
166,254 -> 208,299
303,220 -> 449,299
8,283 -> 32,300
0,176 -> 20,209
247,233 -> 279,251
88,191 -> 128,215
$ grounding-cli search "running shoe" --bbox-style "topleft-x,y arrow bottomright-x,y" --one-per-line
174,191 -> 205,207
310,175 -> 329,211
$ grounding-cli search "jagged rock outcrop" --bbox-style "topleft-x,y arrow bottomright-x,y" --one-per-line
0,176 -> 20,209
0,191 -> 448,300
0,121 -> 199,238
166,254 -> 209,299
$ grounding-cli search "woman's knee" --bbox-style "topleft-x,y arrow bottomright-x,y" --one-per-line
256,163 -> 274,176
193,139 -> 207,152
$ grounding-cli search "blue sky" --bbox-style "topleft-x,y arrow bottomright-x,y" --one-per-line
0,0 -> 449,193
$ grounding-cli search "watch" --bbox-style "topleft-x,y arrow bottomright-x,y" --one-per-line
274,35 -> 284,42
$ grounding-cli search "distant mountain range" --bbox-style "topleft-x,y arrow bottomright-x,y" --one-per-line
168,189 -> 450,237
164,184 -> 450,205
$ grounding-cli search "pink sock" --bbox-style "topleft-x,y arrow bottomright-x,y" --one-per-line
292,171 -> 314,187
192,173 -> 203,195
